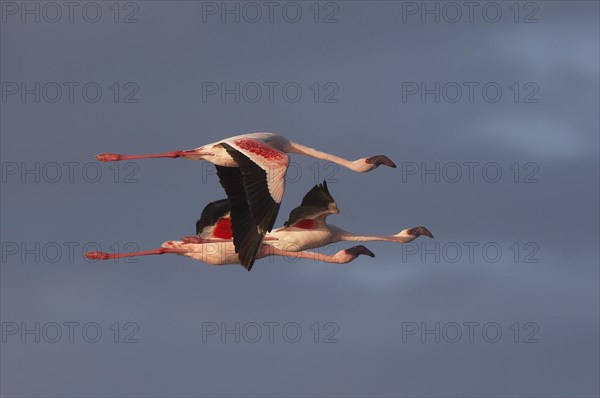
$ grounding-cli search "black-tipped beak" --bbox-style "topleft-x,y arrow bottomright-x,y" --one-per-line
346,245 -> 376,258
408,227 -> 434,239
366,155 -> 397,168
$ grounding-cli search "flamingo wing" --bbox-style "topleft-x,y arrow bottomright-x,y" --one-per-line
195,199 -> 233,239
214,139 -> 289,269
285,180 -> 339,227
220,141 -> 286,229
215,164 -> 269,270
223,138 -> 289,203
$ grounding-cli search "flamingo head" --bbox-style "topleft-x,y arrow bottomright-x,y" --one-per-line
400,227 -> 434,240
359,155 -> 397,172
337,245 -> 376,263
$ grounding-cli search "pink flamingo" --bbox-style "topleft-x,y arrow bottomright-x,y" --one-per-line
95,132 -> 396,268
193,181 -> 433,254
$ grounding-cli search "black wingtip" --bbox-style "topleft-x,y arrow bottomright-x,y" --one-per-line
285,179 -> 338,226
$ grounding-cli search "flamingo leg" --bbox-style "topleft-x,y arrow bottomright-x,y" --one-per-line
95,150 -> 211,162
85,247 -> 187,260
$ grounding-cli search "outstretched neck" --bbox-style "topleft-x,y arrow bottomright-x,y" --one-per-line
339,230 -> 414,243
286,141 -> 361,171
260,245 -> 340,263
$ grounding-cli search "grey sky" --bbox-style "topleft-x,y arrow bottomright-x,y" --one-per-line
1,1 -> 599,397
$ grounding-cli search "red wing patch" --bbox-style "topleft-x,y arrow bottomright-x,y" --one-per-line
293,219 -> 315,229
234,138 -> 287,164
212,218 -> 233,239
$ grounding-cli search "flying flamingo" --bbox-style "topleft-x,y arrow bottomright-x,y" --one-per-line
85,181 -> 430,270
85,239 -> 375,266
94,132 -> 396,268
191,181 -> 434,254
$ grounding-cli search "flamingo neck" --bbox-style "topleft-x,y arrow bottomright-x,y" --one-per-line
286,142 -> 360,171
261,246 -> 342,263
340,230 -> 413,243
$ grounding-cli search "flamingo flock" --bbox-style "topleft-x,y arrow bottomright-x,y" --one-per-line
87,132 -> 432,270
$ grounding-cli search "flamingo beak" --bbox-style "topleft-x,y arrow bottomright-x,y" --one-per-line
408,227 -> 434,239
365,155 -> 397,168
345,245 -> 375,258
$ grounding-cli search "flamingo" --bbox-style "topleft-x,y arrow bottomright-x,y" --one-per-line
85,239 -> 375,267
94,132 -> 396,269
191,180 -> 434,254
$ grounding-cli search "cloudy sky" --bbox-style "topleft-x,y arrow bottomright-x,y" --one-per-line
1,1 -> 599,396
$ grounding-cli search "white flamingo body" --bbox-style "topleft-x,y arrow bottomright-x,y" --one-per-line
161,241 -> 239,265
267,225 -> 340,251
192,132 -> 288,163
